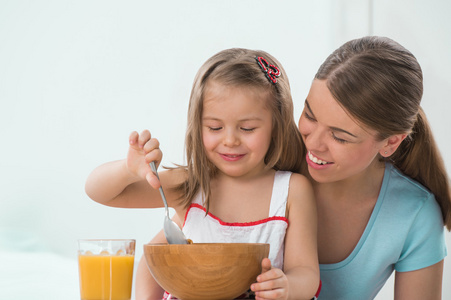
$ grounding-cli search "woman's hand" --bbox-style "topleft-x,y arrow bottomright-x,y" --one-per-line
127,130 -> 163,189
251,258 -> 289,300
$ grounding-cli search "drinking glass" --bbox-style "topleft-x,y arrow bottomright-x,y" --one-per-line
78,239 -> 135,300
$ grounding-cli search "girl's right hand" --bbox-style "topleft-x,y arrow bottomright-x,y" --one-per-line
127,130 -> 163,189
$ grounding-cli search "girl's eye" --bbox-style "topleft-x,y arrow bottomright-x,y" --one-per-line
241,127 -> 255,132
208,127 -> 222,131
332,133 -> 348,144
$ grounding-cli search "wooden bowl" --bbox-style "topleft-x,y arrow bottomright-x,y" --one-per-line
143,243 -> 269,300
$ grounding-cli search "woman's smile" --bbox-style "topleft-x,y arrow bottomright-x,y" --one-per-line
307,151 -> 332,165
299,80 -> 386,183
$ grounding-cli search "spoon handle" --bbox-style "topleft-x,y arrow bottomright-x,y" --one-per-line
150,162 -> 170,217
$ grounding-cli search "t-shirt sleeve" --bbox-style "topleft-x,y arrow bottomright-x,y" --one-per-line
395,194 -> 447,272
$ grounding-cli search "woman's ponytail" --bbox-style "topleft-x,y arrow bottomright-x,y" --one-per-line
316,36 -> 451,231
391,108 -> 451,230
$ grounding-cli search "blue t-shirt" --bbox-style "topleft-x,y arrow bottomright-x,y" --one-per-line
319,163 -> 447,299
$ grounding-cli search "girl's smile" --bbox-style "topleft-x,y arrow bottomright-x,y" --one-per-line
219,153 -> 245,162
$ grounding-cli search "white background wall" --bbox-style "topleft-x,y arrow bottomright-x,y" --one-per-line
0,1 -> 449,299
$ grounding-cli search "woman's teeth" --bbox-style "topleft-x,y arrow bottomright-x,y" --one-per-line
308,152 -> 328,165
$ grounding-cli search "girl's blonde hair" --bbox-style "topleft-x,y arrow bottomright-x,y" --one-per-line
315,36 -> 451,230
174,48 -> 304,211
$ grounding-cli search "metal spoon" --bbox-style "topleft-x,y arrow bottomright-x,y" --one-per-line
150,162 -> 188,244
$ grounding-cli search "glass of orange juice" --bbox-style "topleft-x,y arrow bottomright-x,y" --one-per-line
78,239 -> 136,300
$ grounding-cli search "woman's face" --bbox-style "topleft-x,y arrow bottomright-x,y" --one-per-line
298,79 -> 387,183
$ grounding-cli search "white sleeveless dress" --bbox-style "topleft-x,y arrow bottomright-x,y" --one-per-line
182,171 -> 292,269
163,171 -> 321,300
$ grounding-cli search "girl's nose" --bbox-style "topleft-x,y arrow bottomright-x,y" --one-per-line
223,130 -> 240,147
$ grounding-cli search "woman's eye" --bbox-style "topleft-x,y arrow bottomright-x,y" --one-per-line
332,133 -> 348,144
304,111 -> 315,121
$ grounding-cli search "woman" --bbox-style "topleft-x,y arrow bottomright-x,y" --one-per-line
137,36 -> 451,299
299,36 -> 450,299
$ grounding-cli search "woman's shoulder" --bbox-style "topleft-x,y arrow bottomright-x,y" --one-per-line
382,163 -> 442,226
385,163 -> 434,201
386,165 -> 447,272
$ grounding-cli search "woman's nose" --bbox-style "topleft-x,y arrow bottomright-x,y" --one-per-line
304,127 -> 327,152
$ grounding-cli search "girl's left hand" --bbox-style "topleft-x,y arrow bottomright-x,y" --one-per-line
250,258 -> 288,300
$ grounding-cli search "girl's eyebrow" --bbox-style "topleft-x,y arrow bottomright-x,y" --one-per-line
305,99 -> 358,138
202,116 -> 264,122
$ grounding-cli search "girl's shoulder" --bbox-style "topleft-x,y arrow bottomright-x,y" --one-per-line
158,167 -> 193,217
158,167 -> 188,201
160,166 -> 188,185
288,172 -> 314,194
286,172 -> 315,209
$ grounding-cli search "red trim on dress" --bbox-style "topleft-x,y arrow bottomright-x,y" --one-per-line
315,280 -> 322,298
183,203 -> 288,228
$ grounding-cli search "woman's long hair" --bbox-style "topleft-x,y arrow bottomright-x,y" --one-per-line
315,36 -> 451,230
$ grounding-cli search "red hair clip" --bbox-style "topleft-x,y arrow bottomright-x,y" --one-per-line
256,56 -> 280,84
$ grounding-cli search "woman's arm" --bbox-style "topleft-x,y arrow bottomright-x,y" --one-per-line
394,260 -> 444,300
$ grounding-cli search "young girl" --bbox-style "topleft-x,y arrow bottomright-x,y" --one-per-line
85,48 -> 320,300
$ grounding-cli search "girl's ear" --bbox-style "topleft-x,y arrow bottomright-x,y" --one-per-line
380,134 -> 407,157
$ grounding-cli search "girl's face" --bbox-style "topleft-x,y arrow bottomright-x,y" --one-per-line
202,80 -> 273,179
298,79 -> 387,183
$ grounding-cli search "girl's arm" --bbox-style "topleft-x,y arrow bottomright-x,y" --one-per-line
85,130 -> 184,208
394,260 -> 444,300
135,230 -> 167,300
251,173 -> 320,300
135,213 -> 185,299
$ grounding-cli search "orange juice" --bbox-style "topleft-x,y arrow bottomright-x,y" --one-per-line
78,254 -> 134,300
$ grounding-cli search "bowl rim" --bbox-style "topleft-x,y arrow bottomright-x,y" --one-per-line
144,242 -> 269,247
